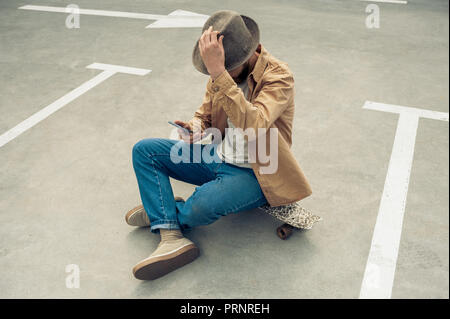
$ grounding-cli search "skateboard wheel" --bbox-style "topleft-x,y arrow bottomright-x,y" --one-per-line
277,224 -> 294,240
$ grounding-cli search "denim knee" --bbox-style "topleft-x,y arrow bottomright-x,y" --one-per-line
180,195 -> 217,227
132,140 -> 146,168
132,138 -> 161,162
132,140 -> 143,158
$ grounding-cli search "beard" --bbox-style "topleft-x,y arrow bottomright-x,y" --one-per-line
233,61 -> 250,84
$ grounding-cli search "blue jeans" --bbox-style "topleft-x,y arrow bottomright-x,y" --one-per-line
132,138 -> 268,233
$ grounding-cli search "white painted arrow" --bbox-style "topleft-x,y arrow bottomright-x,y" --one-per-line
359,101 -> 448,299
18,5 -> 209,28
0,63 -> 151,148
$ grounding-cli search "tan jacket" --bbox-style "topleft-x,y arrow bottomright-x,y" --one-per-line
188,44 -> 312,207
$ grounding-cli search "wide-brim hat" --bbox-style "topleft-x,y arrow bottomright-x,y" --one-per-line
192,10 -> 260,75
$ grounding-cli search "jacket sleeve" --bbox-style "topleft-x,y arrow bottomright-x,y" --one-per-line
207,65 -> 294,138
187,84 -> 212,132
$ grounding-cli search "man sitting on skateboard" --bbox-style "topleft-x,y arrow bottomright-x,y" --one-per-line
126,10 -> 313,280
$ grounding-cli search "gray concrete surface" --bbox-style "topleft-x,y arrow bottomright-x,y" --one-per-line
0,0 -> 448,298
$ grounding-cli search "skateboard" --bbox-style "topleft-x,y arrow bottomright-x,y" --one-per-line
258,202 -> 322,240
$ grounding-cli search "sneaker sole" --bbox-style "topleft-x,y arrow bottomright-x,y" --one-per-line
125,205 -> 149,227
125,199 -> 183,227
133,244 -> 199,280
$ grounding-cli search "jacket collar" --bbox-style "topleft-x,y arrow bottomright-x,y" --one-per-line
249,43 -> 269,83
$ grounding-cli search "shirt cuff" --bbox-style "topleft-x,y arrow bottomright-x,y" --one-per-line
207,69 -> 236,96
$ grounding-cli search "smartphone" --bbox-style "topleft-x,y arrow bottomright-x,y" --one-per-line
168,121 -> 193,134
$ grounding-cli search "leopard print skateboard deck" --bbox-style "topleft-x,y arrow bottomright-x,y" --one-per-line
258,202 -> 322,240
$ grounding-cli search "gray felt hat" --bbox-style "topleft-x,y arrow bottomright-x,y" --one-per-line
192,10 -> 260,75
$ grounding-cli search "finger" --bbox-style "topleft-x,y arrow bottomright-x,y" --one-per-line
199,32 -> 205,47
199,30 -> 206,49
180,121 -> 195,134
180,133 -> 192,143
201,28 -> 207,45
205,26 -> 212,45
175,123 -> 190,134
174,120 -> 188,128
177,128 -> 186,136
201,28 -> 208,41
199,39 -> 204,55
211,31 -> 219,46
209,29 -> 218,45
209,30 -> 216,43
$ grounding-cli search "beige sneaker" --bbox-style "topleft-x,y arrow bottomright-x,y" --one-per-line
125,197 -> 185,227
132,237 -> 199,280
125,205 -> 150,227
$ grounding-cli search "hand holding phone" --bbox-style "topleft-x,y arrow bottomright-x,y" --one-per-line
168,121 -> 193,134
171,120 -> 205,144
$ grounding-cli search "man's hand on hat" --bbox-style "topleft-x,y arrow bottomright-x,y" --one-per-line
199,26 -> 225,81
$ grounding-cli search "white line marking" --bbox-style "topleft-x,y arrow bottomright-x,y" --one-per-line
87,63 -> 151,76
360,0 -> 408,4
0,64 -> 151,149
146,9 -> 208,28
360,101 -> 448,299
19,5 -> 167,20
18,5 -> 209,28
364,101 -> 449,121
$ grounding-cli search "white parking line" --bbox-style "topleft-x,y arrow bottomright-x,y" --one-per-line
360,0 -> 408,4
18,5 -> 209,28
359,101 -> 448,299
0,63 -> 151,149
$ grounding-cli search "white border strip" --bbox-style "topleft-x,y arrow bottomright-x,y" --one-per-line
360,0 -> 408,4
